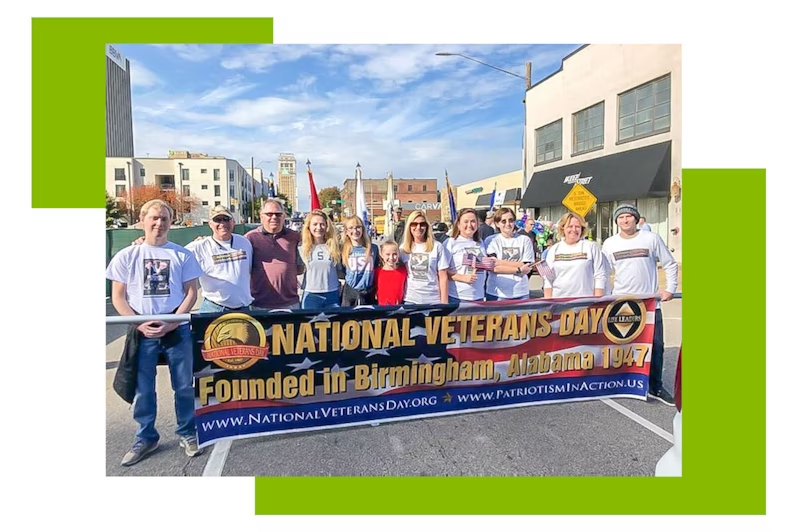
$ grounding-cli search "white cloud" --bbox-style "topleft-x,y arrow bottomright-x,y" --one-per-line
129,61 -> 161,88
152,44 -> 224,62
197,79 -> 257,106
220,44 -> 328,72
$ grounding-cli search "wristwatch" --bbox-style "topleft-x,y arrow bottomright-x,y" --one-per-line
516,266 -> 522,274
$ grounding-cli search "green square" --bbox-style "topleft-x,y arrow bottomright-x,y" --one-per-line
35,24 -> 764,512
31,17 -> 273,208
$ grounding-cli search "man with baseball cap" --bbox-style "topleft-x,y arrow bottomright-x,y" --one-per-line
392,207 -> 405,243
184,204 -> 254,313
602,204 -> 679,406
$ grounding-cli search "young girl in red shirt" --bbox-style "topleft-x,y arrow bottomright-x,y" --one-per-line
374,241 -> 407,306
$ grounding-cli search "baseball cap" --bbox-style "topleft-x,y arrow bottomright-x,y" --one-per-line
210,204 -> 234,220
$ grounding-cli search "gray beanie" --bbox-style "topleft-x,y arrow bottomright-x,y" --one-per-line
613,204 -> 640,223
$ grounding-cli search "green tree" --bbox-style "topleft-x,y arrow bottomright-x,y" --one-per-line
318,186 -> 342,219
276,193 -> 293,216
106,191 -> 121,227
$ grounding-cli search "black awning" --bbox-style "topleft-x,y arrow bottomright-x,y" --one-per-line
475,193 -> 493,207
520,140 -> 672,208
503,188 -> 522,203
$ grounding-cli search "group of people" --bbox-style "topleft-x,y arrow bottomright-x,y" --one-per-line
106,197 -> 678,467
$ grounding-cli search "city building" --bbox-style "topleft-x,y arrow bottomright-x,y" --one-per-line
452,169 -> 524,214
341,177 -> 440,224
106,44 -> 134,158
105,150 -> 258,224
519,44 -> 682,260
277,153 -> 298,211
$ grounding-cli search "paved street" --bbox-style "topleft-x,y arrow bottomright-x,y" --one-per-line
106,273 -> 681,477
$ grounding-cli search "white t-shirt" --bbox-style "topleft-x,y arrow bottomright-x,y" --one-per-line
400,240 -> 451,304
445,236 -> 489,301
106,241 -> 202,318
185,234 -> 254,308
486,233 -> 536,299
542,239 -> 607,298
602,230 -> 678,309
299,244 -> 340,294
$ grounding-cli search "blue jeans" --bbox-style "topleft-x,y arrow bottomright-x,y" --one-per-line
133,323 -> 195,443
485,293 -> 526,301
650,309 -> 665,393
301,290 -> 340,309
199,298 -> 250,313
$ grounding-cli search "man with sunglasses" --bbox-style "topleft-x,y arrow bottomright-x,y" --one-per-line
184,205 -> 254,313
245,199 -> 305,310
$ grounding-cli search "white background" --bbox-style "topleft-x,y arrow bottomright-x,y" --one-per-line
2,1 -> 791,530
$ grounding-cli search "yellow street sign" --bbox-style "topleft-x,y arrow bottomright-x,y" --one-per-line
562,183 -> 597,218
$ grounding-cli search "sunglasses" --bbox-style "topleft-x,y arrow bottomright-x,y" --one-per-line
212,216 -> 231,223
262,212 -> 284,217
498,218 -> 515,224
410,222 -> 427,227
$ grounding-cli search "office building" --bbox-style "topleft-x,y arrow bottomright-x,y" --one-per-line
106,44 -> 134,158
277,153 -> 298,212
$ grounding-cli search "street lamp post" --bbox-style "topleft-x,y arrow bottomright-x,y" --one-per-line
435,52 -> 532,199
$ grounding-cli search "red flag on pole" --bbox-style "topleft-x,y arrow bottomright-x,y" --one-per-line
307,159 -> 321,210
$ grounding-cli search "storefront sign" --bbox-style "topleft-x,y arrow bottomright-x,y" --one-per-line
401,202 -> 441,211
465,187 -> 483,194
563,172 -> 593,185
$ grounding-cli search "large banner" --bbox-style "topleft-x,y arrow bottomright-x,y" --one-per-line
190,296 -> 656,447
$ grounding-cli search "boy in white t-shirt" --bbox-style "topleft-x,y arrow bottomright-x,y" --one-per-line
602,204 -> 678,406
106,200 -> 203,466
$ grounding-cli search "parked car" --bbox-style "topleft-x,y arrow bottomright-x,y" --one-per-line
655,346 -> 682,476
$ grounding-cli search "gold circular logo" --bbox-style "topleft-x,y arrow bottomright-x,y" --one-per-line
201,313 -> 269,371
601,298 -> 647,344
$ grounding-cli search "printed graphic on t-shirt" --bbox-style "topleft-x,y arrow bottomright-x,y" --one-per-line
143,259 -> 170,297
410,253 -> 429,280
554,252 -> 588,261
502,247 -> 520,262
212,249 -> 247,265
613,248 -> 650,261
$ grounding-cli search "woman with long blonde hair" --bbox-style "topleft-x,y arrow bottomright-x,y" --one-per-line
399,210 -> 451,304
298,209 -> 342,309
339,215 -> 379,306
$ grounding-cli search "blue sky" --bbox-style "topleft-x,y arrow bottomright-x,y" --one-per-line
120,43 -> 582,211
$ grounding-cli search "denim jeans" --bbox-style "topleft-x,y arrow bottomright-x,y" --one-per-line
301,290 -> 340,309
649,309 -> 665,393
133,323 -> 195,443
199,298 -> 250,313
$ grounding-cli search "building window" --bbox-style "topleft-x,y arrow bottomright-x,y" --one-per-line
202,201 -> 209,206
181,168 -> 190,180
183,185 -> 190,196
572,101 -> 604,155
201,168 -> 207,174
115,184 -> 126,197
535,119 -> 563,164
201,185 -> 208,190
229,170 -> 234,182
215,201 -> 221,206
213,169 -> 220,181
618,74 -> 671,143
114,168 -> 126,181
139,168 -> 145,177
408,185 -> 413,192
230,186 -> 235,198
394,185 -> 398,192
423,185 -> 427,192
214,185 -> 220,196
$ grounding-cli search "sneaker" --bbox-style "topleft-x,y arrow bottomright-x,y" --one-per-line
179,435 -> 203,457
121,439 -> 159,466
647,388 -> 676,406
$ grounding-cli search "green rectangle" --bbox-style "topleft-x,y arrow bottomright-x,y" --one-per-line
253,169 -> 766,515
31,17 -> 273,208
